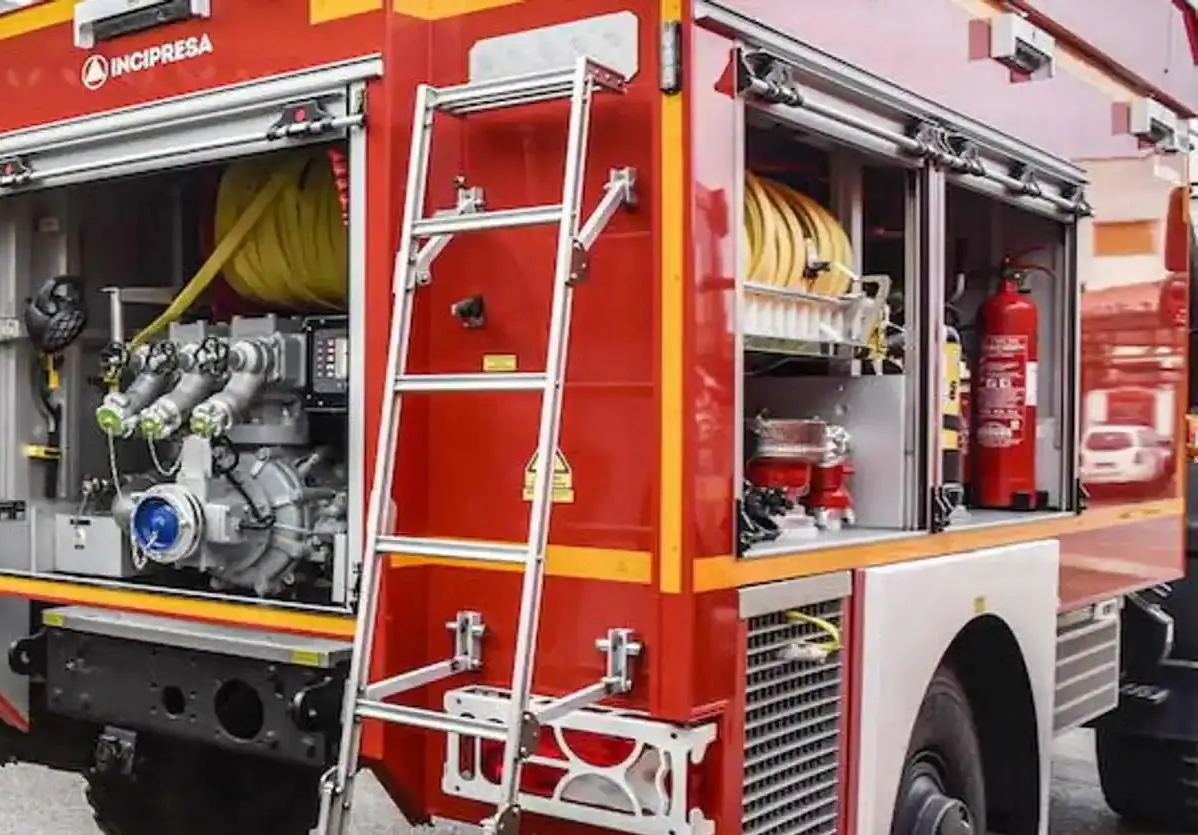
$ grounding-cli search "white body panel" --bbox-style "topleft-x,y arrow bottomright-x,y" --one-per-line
854,539 -> 1060,835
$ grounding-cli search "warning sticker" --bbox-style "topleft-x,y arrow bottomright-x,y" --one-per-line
522,448 -> 575,503
976,334 -> 1028,449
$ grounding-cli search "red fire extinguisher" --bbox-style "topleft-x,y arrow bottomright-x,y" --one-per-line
973,271 -> 1040,510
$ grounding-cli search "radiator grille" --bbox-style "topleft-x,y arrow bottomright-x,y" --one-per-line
742,598 -> 844,835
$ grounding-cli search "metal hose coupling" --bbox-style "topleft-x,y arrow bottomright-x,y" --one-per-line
138,340 -> 228,441
189,337 -> 274,439
94,344 -> 175,437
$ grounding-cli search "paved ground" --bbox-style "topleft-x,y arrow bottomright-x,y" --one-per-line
0,729 -> 1154,833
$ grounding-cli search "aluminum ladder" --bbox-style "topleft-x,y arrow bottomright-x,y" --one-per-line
315,57 -> 641,835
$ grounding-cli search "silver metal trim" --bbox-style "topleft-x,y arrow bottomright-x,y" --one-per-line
0,56 -> 381,191
42,605 -> 352,667
738,571 -> 852,619
922,168 -> 948,498
344,79 -> 368,607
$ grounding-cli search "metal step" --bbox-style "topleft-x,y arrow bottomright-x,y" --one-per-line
431,62 -> 625,116
355,699 -> 508,741
412,204 -> 563,237
393,372 -> 548,393
375,535 -> 526,563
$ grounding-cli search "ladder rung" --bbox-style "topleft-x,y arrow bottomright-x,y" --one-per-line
376,535 -> 527,564
394,372 -> 548,393
430,63 -> 626,116
412,204 -> 562,237
356,699 -> 508,742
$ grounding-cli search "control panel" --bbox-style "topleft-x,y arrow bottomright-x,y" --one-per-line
303,314 -> 349,414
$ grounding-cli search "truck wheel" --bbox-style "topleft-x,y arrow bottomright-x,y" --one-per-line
85,738 -> 321,835
890,666 -> 986,835
1096,727 -> 1198,830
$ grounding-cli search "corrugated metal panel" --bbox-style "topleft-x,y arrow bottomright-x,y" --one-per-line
742,598 -> 845,835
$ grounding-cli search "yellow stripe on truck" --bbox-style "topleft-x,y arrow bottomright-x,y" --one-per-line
0,0 -> 72,40
393,0 -> 523,19
658,0 -> 686,595
0,575 -> 355,638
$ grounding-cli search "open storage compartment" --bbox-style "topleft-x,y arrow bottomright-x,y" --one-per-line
0,59 -> 375,610
719,35 -> 1090,557
943,185 -> 1078,529
738,115 -> 924,555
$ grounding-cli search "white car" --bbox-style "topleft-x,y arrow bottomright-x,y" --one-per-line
1080,424 -> 1171,485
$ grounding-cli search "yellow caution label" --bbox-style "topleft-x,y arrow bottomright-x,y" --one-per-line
483,354 -> 518,373
943,341 -> 962,419
42,612 -> 64,628
973,595 -> 987,614
522,448 -> 575,504
290,649 -> 322,667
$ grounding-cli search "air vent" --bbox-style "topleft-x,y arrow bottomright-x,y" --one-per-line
740,573 -> 849,835
1054,599 -> 1121,734
75,0 -> 211,50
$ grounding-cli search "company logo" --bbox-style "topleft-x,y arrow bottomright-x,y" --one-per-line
79,34 -> 214,91
81,54 -> 109,91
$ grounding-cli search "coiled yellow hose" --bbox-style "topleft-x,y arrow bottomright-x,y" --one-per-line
129,148 -> 348,348
743,171 -> 855,297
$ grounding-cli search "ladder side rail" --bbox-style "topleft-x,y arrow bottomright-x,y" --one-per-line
319,82 -> 438,835
493,58 -> 599,816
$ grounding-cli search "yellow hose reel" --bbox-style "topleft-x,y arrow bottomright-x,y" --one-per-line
130,147 -> 349,349
743,171 -> 855,297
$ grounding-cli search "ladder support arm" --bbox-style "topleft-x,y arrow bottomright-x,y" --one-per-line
576,167 -> 638,252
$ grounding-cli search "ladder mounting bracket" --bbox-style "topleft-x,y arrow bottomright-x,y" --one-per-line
409,182 -> 487,286
361,610 -> 485,702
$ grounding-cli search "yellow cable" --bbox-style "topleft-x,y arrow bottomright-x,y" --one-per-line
129,148 -> 348,349
784,609 -> 843,655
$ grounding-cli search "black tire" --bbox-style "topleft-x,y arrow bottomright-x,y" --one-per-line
86,738 -> 322,835
890,666 -> 987,835
1096,727 -> 1198,831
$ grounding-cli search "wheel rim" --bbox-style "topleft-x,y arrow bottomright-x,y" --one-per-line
896,758 -> 974,835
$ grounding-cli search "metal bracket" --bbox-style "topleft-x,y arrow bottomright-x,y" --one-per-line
8,629 -> 47,680
1007,162 -> 1042,198
928,485 -> 956,534
512,627 -> 643,766
92,726 -> 137,778
734,47 -> 803,107
944,135 -> 985,176
291,675 -> 344,734
406,179 -> 486,288
490,803 -> 523,835
0,156 -> 33,189
362,611 -> 485,702
1061,183 -> 1094,217
570,167 -> 637,285
266,98 -> 364,141
1074,478 -> 1089,514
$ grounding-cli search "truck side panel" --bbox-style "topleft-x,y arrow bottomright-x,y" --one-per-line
0,0 -> 380,134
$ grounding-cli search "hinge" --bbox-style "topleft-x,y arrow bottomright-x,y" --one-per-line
734,47 -> 803,107
1007,162 -> 1043,198
1061,183 -> 1093,217
0,156 -> 34,189
929,485 -> 955,533
660,19 -> 683,95
267,99 -> 339,140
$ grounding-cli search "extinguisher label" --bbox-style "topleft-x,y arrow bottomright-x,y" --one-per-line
977,335 -> 1028,449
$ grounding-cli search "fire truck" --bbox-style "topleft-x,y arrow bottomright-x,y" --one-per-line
0,0 -> 1192,834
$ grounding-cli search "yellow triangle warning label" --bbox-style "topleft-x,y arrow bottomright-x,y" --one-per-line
522,447 -> 575,504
